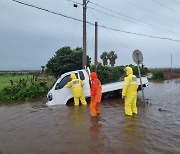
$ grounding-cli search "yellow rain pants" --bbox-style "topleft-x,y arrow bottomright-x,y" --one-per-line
67,73 -> 87,106
122,66 -> 138,115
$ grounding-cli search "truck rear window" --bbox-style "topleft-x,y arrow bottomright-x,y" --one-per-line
79,71 -> 85,80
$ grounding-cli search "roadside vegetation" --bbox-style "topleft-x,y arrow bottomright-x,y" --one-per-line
151,69 -> 164,81
149,68 -> 180,81
0,45 -> 151,104
91,64 -> 148,84
0,73 -> 55,103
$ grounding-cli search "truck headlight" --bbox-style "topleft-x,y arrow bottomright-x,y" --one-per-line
48,93 -> 53,101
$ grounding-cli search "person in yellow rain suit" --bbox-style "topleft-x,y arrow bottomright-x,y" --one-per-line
122,66 -> 138,116
67,73 -> 87,106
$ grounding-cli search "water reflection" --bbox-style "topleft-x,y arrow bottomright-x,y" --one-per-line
89,116 -> 102,132
89,116 -> 105,154
123,116 -> 138,144
122,115 -> 145,153
73,106 -> 87,128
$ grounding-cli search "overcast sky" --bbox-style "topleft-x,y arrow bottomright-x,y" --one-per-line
1,0 -> 180,70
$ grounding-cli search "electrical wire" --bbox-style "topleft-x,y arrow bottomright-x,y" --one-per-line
171,0 -> 180,5
67,0 -> 180,36
88,9 -> 131,51
11,0 -> 180,43
11,0 -> 94,25
151,0 -> 180,13
104,0 -> 180,25
88,1 -> 180,36
99,24 -> 180,43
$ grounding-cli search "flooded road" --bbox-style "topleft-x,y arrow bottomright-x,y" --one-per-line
0,80 -> 180,154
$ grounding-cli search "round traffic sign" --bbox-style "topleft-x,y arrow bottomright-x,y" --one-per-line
132,50 -> 143,64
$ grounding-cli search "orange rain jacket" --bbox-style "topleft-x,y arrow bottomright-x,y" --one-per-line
90,72 -> 102,102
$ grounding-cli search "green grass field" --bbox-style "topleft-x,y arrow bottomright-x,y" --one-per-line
0,74 -> 33,91
0,74 -> 56,102
0,74 -> 56,91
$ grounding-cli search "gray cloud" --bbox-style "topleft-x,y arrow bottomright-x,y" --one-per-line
1,0 -> 180,70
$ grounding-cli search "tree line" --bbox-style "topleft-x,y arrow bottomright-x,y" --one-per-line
0,46 -> 149,103
45,46 -> 148,83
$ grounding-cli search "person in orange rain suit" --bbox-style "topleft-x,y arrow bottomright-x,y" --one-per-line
90,72 -> 102,116
67,73 -> 87,106
122,66 -> 138,116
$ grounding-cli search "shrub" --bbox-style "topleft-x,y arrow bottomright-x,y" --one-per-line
90,64 -> 148,84
0,76 -> 53,103
152,70 -> 164,81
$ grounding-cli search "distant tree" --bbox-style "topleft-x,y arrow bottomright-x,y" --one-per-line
90,64 -> 125,84
107,51 -> 117,67
129,64 -> 148,77
41,66 -> 45,72
142,63 -> 144,68
46,46 -> 91,78
100,51 -> 108,66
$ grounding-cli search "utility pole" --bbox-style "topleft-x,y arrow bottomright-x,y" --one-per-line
171,53 -> 172,79
171,53 -> 172,68
95,22 -> 98,72
83,0 -> 87,68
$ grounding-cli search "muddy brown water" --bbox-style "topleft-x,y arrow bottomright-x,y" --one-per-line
0,80 -> 180,154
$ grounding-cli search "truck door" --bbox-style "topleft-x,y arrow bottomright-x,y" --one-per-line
78,71 -> 90,97
53,73 -> 78,104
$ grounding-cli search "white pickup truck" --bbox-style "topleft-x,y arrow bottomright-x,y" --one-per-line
46,67 -> 148,106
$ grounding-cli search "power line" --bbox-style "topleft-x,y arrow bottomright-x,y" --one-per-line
99,24 -> 180,43
88,9 -> 131,51
11,0 -> 180,43
66,0 -> 83,7
151,0 -> 180,13
67,0 -> 180,36
88,6 -> 154,29
88,1 -> 180,36
11,0 -> 93,25
117,0 -> 180,24
171,0 -> 180,5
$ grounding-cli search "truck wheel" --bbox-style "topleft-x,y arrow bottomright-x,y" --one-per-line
66,98 -> 74,106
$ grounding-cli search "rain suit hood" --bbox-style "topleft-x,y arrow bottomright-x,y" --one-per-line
70,73 -> 77,80
90,72 -> 98,80
125,66 -> 133,76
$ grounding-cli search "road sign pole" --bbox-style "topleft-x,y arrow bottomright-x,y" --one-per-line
137,63 -> 145,100
132,50 -> 145,100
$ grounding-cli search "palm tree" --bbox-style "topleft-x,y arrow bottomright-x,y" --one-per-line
41,65 -> 45,72
100,51 -> 108,66
107,51 -> 117,67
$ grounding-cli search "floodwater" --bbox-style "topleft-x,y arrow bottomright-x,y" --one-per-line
0,80 -> 180,154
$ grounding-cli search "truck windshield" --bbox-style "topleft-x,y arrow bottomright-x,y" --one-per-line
55,73 -> 79,90
55,75 -> 71,90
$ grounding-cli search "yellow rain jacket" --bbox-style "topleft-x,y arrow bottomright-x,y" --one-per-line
122,66 -> 138,115
67,73 -> 87,106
